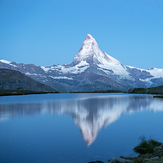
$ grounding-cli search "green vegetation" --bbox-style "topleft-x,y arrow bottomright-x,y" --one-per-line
108,137 -> 163,163
128,85 -> 163,95
92,90 -> 123,93
71,90 -> 124,93
133,136 -> 162,155
0,69 -> 57,92
153,95 -> 163,99
0,89 -> 58,96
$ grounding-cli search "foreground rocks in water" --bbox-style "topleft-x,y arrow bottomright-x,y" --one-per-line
108,157 -> 133,163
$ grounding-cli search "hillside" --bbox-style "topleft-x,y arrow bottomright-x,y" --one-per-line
0,69 -> 57,92
128,85 -> 163,94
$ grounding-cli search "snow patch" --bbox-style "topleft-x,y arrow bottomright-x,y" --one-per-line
148,68 -> 163,78
0,59 -> 11,64
26,72 -> 41,76
41,66 -> 51,72
50,61 -> 89,74
0,59 -> 17,67
49,76 -> 73,80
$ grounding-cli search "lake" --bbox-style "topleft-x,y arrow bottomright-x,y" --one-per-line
0,93 -> 163,163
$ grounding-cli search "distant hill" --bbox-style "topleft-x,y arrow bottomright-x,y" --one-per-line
128,85 -> 163,94
0,69 -> 57,92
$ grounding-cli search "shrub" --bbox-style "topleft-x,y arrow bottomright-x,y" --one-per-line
133,136 -> 162,155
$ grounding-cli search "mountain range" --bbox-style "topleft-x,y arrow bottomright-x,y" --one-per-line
0,34 -> 163,92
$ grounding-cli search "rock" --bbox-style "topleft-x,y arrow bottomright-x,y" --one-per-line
144,156 -> 159,161
154,143 -> 163,152
108,157 -> 133,163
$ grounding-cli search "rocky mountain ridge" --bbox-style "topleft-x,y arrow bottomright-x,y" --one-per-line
0,34 -> 163,92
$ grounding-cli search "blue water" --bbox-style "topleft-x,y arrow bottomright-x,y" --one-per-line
0,93 -> 163,163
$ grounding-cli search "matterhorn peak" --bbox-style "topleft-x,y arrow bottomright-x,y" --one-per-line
73,34 -> 101,64
83,34 -> 98,48
85,34 -> 93,40
85,34 -> 97,42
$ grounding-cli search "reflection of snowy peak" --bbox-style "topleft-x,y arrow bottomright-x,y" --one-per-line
0,34 -> 163,92
1,95 -> 163,145
73,106 -> 123,146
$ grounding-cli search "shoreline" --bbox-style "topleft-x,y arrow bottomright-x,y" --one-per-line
89,138 -> 163,163
0,89 -> 58,96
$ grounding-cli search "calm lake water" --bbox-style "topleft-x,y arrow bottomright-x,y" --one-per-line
0,93 -> 163,163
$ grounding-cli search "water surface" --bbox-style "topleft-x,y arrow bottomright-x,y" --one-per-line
0,93 -> 163,163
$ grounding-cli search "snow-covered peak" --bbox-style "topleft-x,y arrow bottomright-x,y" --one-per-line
84,34 -> 98,47
0,59 -> 18,67
0,59 -> 11,64
72,34 -> 134,80
86,34 -> 94,40
73,34 -> 109,65
76,34 -> 99,58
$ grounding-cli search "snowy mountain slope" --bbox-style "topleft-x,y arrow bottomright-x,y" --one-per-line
41,34 -> 134,81
73,34 -> 133,80
0,59 -> 67,92
126,66 -> 163,87
0,34 -> 163,92
38,34 -> 141,91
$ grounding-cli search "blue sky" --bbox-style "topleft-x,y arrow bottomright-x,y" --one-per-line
0,0 -> 163,69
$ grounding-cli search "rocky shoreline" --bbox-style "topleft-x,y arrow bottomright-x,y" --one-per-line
89,139 -> 163,163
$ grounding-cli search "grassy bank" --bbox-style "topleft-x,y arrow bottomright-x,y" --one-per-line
90,137 -> 163,163
108,137 -> 163,163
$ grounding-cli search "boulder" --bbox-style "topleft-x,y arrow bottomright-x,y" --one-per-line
154,143 -> 163,152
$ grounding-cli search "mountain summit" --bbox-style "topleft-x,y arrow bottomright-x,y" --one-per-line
73,34 -> 99,65
73,34 -> 134,81
0,34 -> 163,92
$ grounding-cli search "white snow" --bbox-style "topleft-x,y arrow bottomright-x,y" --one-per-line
126,66 -> 163,86
0,59 -> 17,67
97,53 -> 134,80
26,72 -> 41,76
148,68 -> 163,78
49,60 -> 89,74
49,76 -> 73,80
0,59 -> 11,64
126,65 -> 145,71
127,66 -> 163,79
41,66 -> 51,72
73,34 -> 100,63
72,34 -> 135,80
139,78 -> 153,86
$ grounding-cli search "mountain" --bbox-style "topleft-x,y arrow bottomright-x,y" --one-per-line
0,34 -> 163,92
126,66 -> 163,88
0,59 -> 67,92
40,34 -> 144,91
0,69 -> 57,92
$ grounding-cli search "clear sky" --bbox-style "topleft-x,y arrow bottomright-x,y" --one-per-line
0,0 -> 163,69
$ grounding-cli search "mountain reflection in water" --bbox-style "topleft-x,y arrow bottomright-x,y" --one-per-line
0,94 -> 163,146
